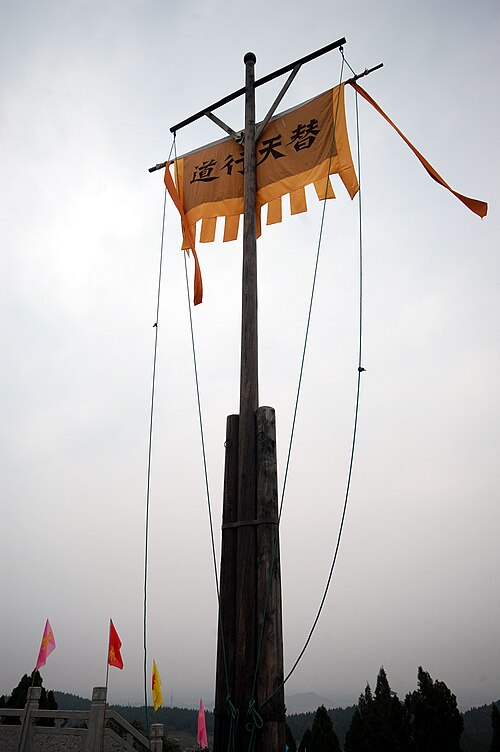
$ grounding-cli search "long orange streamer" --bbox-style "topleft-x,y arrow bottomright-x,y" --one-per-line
349,81 -> 487,218
164,162 -> 203,305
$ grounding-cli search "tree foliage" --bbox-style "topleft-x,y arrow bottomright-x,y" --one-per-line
344,667 -> 413,752
287,706 -> 354,748
0,672 -> 57,726
405,666 -> 463,752
162,735 -> 182,752
53,691 -> 90,710
490,703 -> 500,752
307,705 -> 341,752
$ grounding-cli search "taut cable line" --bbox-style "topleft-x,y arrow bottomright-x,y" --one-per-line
263,52 -> 366,705
142,139 -> 175,746
256,53 -> 347,714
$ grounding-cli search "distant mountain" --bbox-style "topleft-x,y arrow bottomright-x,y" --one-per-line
53,691 -> 90,710
54,689 -> 341,713
461,700 -> 499,752
285,692 -> 335,714
286,704 -> 356,747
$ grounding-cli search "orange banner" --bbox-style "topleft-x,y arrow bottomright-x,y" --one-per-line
164,162 -> 203,304
166,83 -> 358,249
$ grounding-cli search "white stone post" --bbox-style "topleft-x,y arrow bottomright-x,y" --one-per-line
150,723 -> 164,752
85,686 -> 107,752
18,686 -> 41,752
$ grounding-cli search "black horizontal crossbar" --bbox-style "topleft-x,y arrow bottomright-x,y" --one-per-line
169,37 -> 346,133
148,60 -> 384,173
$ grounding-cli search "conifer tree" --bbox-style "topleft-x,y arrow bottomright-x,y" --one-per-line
490,703 -> 500,752
308,705 -> 341,752
344,667 -> 413,752
1,672 -> 57,726
344,686 -> 372,752
405,666 -> 463,752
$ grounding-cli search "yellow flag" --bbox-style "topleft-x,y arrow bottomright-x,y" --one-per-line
152,660 -> 163,712
167,82 -> 358,249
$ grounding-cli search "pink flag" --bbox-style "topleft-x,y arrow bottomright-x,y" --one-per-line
197,698 -> 208,749
35,619 -> 56,671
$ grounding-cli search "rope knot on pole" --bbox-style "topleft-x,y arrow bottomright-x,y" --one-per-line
246,699 -> 264,752
226,694 -> 239,752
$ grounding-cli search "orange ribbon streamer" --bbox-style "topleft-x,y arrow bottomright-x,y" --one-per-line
164,162 -> 203,305
349,81 -> 487,218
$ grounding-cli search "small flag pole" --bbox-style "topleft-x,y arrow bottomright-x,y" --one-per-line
102,619 -> 111,752
197,698 -> 208,750
19,620 -> 56,752
152,662 -> 155,725
104,619 -> 111,694
151,659 -> 163,732
18,665 -> 37,751
104,618 -> 124,751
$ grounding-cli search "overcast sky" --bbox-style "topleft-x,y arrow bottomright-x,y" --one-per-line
1,0 -> 499,714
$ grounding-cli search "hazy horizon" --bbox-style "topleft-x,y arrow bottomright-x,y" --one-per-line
3,683 -> 495,715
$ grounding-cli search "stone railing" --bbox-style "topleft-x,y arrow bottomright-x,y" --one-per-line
0,686 -> 164,752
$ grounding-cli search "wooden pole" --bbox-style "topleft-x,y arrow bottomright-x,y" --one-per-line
214,52 -> 285,752
256,406 -> 285,752
239,51 -> 259,449
214,414 -> 239,750
233,51 -> 259,751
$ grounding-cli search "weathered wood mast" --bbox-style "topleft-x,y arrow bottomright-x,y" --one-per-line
167,40 -> 346,751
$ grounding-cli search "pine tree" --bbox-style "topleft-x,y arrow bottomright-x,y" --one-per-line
344,668 -> 413,752
308,705 -> 341,752
490,703 -> 500,752
1,672 -> 58,726
344,684 -> 373,752
374,667 -> 412,751
405,666 -> 463,752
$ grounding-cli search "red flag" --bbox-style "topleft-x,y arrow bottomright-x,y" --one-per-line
108,620 -> 123,670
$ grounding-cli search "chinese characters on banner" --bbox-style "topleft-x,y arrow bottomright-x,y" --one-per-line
167,83 -> 358,251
